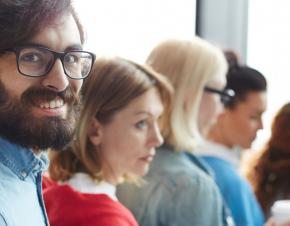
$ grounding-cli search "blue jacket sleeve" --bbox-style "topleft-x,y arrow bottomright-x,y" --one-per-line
204,157 -> 265,226
224,176 -> 264,226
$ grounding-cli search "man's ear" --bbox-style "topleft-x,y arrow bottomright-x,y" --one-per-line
87,118 -> 103,146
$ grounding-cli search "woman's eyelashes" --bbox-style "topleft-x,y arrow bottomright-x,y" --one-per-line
134,113 -> 162,130
135,119 -> 148,129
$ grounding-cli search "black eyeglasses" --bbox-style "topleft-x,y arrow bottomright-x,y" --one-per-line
204,86 -> 235,105
5,46 -> 96,80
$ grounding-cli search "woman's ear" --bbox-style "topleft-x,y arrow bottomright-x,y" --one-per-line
87,118 -> 103,146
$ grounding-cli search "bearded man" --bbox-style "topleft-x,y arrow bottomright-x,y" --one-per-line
0,1 -> 95,225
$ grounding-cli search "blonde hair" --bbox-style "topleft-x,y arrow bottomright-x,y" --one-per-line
146,37 -> 228,152
49,57 -> 173,182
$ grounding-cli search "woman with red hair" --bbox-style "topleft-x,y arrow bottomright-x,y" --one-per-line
246,102 -> 290,218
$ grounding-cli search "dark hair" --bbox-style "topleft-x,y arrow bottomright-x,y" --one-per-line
0,0 -> 84,51
223,50 -> 267,108
246,103 -> 290,217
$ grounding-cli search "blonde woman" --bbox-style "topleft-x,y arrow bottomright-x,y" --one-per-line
43,58 -> 173,226
117,38 -> 234,226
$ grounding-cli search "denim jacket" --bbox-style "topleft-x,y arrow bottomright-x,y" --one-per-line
0,137 -> 49,226
117,145 -> 224,226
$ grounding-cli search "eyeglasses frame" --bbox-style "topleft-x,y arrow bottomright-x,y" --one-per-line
4,45 -> 96,80
204,85 -> 235,105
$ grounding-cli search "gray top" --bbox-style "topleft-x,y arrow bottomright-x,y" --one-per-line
117,145 -> 224,226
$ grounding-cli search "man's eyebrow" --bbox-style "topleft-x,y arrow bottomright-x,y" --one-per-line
20,42 -> 83,51
19,42 -> 45,48
65,44 -> 83,51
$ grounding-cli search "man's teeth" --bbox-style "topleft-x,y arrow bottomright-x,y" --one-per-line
39,99 -> 64,109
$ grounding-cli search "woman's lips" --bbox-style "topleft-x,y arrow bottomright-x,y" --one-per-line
139,154 -> 155,163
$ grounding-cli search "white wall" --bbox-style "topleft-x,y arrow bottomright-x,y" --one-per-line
247,0 -> 290,149
73,0 -> 196,63
196,0 -> 249,61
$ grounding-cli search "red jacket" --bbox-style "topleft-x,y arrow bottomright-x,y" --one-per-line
43,177 -> 138,226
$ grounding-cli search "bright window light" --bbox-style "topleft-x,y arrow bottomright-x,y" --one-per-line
74,0 -> 196,63
248,0 -> 290,149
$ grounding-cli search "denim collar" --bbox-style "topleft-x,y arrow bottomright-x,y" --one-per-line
0,137 -> 49,180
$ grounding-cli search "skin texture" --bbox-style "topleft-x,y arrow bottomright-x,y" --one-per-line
0,14 -> 82,116
88,88 -> 164,185
0,14 -> 83,150
198,71 -> 227,136
264,217 -> 290,226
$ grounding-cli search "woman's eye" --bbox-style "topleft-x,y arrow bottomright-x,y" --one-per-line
135,120 -> 147,129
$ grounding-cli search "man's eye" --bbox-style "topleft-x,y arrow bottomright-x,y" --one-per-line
64,54 -> 79,64
136,120 -> 147,129
20,53 -> 41,63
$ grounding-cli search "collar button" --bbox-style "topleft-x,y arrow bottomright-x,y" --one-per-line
21,171 -> 28,178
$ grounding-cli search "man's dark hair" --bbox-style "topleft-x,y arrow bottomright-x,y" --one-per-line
0,0 -> 84,51
224,50 -> 267,109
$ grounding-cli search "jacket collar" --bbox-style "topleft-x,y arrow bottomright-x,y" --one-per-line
67,173 -> 118,201
0,137 -> 49,180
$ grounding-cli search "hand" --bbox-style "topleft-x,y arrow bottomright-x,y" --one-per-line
264,218 -> 274,226
264,218 -> 290,226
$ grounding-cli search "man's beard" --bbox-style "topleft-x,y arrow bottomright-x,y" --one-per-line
0,81 -> 81,151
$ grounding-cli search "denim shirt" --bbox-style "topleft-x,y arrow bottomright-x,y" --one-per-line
117,145 -> 224,226
0,137 -> 49,226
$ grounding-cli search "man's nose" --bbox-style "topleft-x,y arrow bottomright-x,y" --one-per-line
41,59 -> 69,92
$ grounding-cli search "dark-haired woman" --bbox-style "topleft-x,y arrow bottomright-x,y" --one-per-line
197,50 -> 266,226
